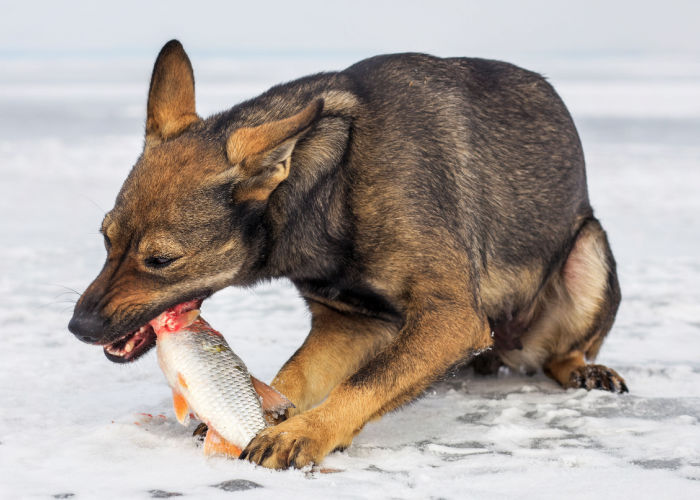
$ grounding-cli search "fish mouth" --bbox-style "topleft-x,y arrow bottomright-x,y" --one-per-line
103,297 -> 204,364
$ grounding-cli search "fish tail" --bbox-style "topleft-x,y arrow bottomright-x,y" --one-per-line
250,376 -> 295,417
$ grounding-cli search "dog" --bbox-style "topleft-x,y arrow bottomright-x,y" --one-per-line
69,40 -> 627,469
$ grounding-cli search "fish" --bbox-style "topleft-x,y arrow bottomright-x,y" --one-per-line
150,300 -> 293,458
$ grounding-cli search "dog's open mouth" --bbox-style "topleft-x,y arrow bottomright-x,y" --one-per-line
103,298 -> 203,363
104,324 -> 157,363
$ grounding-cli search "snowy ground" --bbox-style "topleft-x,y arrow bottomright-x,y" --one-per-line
1,52 -> 699,499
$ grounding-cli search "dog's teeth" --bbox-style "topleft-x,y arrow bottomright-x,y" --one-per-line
125,340 -> 134,353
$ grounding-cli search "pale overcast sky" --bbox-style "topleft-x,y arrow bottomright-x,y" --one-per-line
1,0 -> 699,58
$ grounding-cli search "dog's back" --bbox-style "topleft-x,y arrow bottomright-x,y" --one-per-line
326,54 -> 589,315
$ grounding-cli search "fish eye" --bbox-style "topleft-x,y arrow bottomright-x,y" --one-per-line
145,256 -> 178,269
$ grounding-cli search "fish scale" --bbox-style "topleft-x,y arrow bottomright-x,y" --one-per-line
156,318 -> 267,449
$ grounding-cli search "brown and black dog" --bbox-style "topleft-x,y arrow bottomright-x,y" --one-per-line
69,40 -> 627,469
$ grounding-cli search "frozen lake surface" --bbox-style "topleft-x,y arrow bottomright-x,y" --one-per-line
1,53 -> 699,499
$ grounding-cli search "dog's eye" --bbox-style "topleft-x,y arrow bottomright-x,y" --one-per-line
144,256 -> 177,269
103,234 -> 111,250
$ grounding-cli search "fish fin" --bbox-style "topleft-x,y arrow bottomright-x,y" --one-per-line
250,376 -> 295,415
172,388 -> 190,425
203,427 -> 242,458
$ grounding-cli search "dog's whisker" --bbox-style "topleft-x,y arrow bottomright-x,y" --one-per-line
46,299 -> 79,305
80,195 -> 107,215
45,283 -> 83,296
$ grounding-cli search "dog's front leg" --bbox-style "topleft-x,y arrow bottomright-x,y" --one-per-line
271,301 -> 397,417
241,292 -> 492,469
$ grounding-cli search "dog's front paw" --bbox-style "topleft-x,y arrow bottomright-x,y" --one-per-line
240,412 -> 348,469
568,364 -> 628,393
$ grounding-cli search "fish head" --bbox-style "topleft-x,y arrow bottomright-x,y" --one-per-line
150,304 -> 201,337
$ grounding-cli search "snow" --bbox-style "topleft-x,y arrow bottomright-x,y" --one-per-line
1,53 -> 699,499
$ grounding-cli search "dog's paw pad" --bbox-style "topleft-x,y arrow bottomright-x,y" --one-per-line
568,364 -> 628,393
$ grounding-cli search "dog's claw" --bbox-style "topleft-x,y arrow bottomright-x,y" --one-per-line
259,445 -> 274,464
568,364 -> 628,393
288,438 -> 309,468
238,413 -> 343,469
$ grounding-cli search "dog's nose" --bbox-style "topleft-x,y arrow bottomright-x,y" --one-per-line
68,312 -> 105,344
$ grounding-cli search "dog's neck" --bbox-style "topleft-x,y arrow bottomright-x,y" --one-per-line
255,120 -> 354,283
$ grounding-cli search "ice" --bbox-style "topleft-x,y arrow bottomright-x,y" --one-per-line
1,53 -> 699,499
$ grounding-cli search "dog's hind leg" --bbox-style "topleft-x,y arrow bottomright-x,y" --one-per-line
499,218 -> 628,393
271,302 -> 397,417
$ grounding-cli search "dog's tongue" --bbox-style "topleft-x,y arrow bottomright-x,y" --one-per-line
150,299 -> 202,337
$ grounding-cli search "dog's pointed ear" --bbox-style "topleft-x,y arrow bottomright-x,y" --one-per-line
225,99 -> 324,202
146,40 -> 200,145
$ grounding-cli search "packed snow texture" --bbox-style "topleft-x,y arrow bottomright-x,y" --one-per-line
1,53 -> 699,499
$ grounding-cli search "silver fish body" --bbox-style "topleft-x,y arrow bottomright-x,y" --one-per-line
156,319 -> 267,449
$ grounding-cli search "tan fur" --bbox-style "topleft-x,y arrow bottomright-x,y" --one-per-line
145,41 -> 200,145
230,156 -> 291,202
582,329 -> 607,361
543,350 -> 586,386
248,277 -> 493,468
244,259 -> 494,468
223,100 -> 324,202
544,350 -> 627,391
480,265 -> 544,319
226,100 -> 322,165
271,302 -> 397,416
500,222 -> 612,374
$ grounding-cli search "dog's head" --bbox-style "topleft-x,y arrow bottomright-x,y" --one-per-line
68,40 -> 325,362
